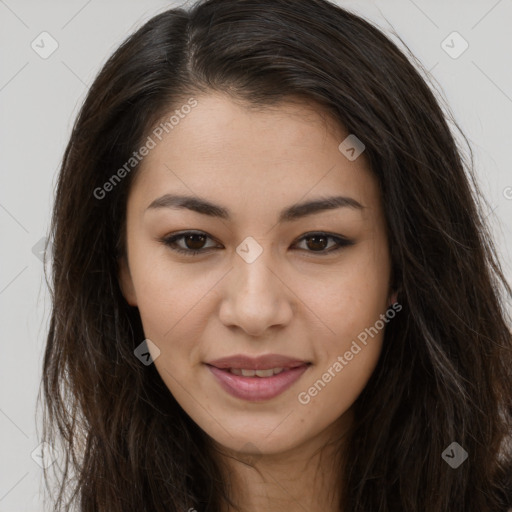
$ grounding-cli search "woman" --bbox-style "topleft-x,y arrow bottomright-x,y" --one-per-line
40,0 -> 512,510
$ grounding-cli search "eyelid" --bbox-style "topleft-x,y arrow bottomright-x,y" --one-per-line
160,230 -> 354,256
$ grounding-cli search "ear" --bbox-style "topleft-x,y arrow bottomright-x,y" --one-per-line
387,289 -> 398,307
118,255 -> 138,306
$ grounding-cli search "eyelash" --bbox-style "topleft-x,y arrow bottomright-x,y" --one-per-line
159,231 -> 354,257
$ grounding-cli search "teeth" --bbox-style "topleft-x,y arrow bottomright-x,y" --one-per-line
254,368 -> 275,377
229,367 -> 285,377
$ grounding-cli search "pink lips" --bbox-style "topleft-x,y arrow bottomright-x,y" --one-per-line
205,354 -> 311,402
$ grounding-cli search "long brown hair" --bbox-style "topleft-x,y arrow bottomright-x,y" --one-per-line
39,0 -> 512,510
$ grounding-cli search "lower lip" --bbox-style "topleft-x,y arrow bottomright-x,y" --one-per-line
206,364 -> 310,402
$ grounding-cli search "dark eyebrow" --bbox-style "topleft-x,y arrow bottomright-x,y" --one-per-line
145,194 -> 364,222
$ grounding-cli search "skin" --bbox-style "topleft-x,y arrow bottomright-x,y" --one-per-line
119,92 -> 396,512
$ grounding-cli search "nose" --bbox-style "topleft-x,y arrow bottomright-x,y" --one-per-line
218,248 -> 294,337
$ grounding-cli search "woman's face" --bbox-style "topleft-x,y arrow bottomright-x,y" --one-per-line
119,92 -> 395,457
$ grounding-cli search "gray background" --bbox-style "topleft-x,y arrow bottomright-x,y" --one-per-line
1,0 -> 511,510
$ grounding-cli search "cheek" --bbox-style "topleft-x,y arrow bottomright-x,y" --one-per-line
128,239 -> 215,337
308,246 -> 391,350
133,265 -> 212,396
295,248 -> 390,408
135,279 -> 214,361
129,256 -> 227,392
295,337 -> 383,436
296,264 -> 390,418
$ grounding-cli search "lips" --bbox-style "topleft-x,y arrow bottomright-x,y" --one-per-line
205,354 -> 311,401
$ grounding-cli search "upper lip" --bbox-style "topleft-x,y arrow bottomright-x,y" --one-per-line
206,354 -> 310,370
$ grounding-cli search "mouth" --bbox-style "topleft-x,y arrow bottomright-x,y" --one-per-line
206,353 -> 310,371
205,355 -> 312,401
224,367 -> 291,377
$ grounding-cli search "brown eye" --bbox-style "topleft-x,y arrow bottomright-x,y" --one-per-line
304,234 -> 329,251
183,233 -> 207,250
161,231 -> 219,256
295,232 -> 354,254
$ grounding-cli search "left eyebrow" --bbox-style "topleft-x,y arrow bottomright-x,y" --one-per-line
145,194 -> 364,222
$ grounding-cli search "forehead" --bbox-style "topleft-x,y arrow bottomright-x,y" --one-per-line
128,93 -> 381,222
